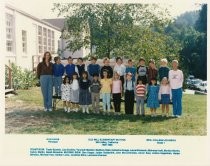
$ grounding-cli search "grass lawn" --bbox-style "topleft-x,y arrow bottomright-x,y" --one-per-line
5,87 -> 207,135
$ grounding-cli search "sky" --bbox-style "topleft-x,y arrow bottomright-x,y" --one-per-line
5,0 -> 204,20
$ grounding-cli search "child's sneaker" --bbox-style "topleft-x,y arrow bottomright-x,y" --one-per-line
67,108 -> 71,113
44,108 -> 48,112
86,110 -> 89,114
48,108 -> 52,112
64,107 -> 67,112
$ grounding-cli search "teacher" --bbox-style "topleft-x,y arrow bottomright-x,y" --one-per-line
36,51 -> 53,112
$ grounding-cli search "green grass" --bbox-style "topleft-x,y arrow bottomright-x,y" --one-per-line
5,87 -> 207,135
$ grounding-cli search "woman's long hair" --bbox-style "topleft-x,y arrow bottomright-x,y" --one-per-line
42,51 -> 52,62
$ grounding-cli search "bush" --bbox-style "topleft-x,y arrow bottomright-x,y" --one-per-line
10,63 -> 38,90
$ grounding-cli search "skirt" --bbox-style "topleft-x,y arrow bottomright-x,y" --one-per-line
79,89 -> 92,105
71,89 -> 79,103
160,94 -> 170,104
61,92 -> 71,102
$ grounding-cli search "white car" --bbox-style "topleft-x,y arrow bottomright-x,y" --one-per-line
197,81 -> 207,93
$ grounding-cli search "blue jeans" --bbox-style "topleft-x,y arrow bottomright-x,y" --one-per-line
136,96 -> 145,115
172,88 -> 182,116
53,76 -> 62,95
40,75 -> 53,109
102,93 -> 111,112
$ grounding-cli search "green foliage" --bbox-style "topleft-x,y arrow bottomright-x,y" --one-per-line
165,5 -> 207,79
53,3 -> 173,59
10,63 -> 37,90
116,26 -> 180,62
195,4 -> 207,33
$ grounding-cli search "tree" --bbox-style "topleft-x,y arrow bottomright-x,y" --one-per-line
195,4 -> 207,33
53,3 -> 172,59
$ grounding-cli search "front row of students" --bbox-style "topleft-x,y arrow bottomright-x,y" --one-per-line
61,71 -> 175,118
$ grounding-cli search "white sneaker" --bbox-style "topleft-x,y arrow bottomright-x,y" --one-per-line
82,109 -> 85,113
44,108 -> 48,112
67,108 -> 71,113
86,110 -> 89,114
64,107 -> 67,112
48,108 -> 52,112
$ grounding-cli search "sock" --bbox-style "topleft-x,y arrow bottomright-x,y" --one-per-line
82,106 -> 85,113
85,105 -> 89,113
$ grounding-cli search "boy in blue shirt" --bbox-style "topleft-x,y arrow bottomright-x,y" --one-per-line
125,59 -> 136,82
53,56 -> 65,96
87,56 -> 100,81
65,56 -> 78,80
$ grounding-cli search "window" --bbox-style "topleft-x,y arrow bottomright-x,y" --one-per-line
37,26 -> 55,54
6,13 -> 14,52
47,29 -> 51,51
38,26 -> 42,54
43,28 -> 47,53
51,31 -> 55,53
22,30 -> 27,53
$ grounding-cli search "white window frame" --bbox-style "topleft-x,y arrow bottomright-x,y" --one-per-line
22,30 -> 27,53
6,13 -> 14,53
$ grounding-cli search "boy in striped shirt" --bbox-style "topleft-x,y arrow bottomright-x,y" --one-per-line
135,78 -> 146,116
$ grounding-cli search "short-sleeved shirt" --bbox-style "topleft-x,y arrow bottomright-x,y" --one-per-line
101,78 -> 112,93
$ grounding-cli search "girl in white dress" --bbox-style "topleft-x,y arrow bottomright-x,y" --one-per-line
71,72 -> 80,112
61,76 -> 72,112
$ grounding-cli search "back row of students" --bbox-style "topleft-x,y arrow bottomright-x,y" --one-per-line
52,55 -> 183,117
53,56 -> 169,95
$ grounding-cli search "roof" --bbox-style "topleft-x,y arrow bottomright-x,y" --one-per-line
5,4 -> 61,32
42,18 -> 65,30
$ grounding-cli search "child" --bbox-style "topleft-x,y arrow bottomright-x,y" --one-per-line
61,76 -> 71,112
159,77 -> 171,117
90,73 -> 101,113
65,56 -> 78,80
125,59 -> 136,82
168,60 -> 184,118
100,57 -> 113,79
52,56 -> 65,96
76,57 -> 86,78
70,72 -> 80,112
135,78 -> 146,116
137,57 -> 148,85
87,56 -> 100,81
147,78 -> 160,117
112,72 -> 122,115
124,72 -> 135,114
79,71 -> 92,114
158,58 -> 170,82
147,59 -> 158,84
113,57 -> 126,88
101,70 -> 112,115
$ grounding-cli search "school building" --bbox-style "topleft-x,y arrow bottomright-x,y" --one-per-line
43,18 -> 91,60
1,3 -> 90,71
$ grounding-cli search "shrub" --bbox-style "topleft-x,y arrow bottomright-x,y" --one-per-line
10,63 -> 38,90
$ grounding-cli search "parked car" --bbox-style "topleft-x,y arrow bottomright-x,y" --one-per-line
188,79 -> 203,90
188,75 -> 195,80
186,75 -> 195,86
197,81 -> 207,93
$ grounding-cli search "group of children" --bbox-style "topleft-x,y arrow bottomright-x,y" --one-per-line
52,56 -> 183,117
